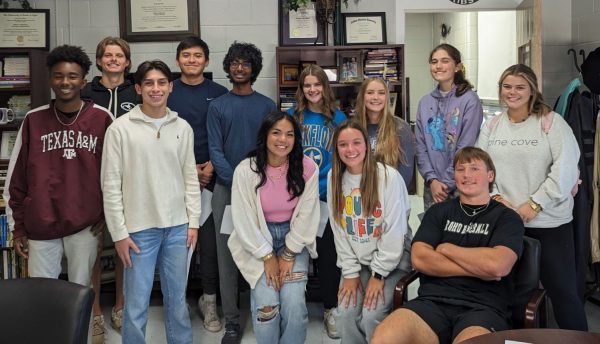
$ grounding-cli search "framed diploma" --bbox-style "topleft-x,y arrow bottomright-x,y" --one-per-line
0,9 -> 49,50
118,0 -> 200,42
278,2 -> 325,46
342,12 -> 387,45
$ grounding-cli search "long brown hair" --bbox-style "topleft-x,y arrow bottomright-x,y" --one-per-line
498,64 -> 551,118
330,120 -> 380,226
292,64 -> 337,124
429,43 -> 473,97
355,77 -> 405,169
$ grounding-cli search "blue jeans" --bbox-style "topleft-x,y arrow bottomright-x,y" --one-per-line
251,221 -> 309,344
123,224 -> 192,344
335,266 -> 405,344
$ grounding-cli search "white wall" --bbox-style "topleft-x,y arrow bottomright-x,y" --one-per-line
26,0 -> 280,100
571,0 -> 600,79
404,13 -> 434,123
541,0 -> 573,106
477,11 -> 516,101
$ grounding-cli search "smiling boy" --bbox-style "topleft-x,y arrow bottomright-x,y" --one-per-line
372,147 -> 524,344
101,60 -> 201,343
4,45 -> 113,287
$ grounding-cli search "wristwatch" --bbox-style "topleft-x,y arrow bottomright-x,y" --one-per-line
371,271 -> 384,281
527,197 -> 543,213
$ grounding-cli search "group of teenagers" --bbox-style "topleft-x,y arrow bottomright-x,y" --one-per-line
1,31 -> 588,344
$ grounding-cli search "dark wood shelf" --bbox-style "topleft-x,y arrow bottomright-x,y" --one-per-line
276,44 -> 406,120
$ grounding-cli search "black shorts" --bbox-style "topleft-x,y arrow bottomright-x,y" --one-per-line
403,297 -> 510,344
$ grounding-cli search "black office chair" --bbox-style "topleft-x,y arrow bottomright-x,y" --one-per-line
393,236 -> 547,328
0,277 -> 95,344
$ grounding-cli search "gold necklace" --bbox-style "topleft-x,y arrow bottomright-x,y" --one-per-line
267,160 -> 288,182
54,101 -> 84,126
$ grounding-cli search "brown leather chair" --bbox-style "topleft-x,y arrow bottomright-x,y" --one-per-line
393,236 -> 547,328
0,277 -> 95,344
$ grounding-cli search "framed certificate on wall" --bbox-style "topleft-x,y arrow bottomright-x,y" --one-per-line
118,0 -> 200,42
0,9 -> 49,50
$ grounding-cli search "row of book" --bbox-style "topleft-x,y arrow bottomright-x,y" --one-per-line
280,89 -> 297,112
0,56 -> 30,88
364,48 -> 399,81
0,214 -> 10,248
1,248 -> 27,280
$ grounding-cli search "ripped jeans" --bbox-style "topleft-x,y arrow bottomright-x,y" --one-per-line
250,221 -> 309,344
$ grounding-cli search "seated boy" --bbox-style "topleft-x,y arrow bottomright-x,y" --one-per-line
371,147 -> 524,344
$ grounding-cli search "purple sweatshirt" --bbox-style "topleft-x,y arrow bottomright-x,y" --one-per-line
415,86 -> 482,191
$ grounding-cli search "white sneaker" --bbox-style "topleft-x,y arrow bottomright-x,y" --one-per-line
198,294 -> 222,332
324,308 -> 340,339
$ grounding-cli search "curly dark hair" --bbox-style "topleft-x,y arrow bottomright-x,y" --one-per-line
248,111 -> 305,200
133,60 -> 173,85
46,45 -> 92,76
223,41 -> 262,85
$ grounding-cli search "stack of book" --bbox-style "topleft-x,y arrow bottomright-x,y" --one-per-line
364,49 -> 399,81
1,56 -> 30,88
280,90 -> 297,111
0,161 -> 7,200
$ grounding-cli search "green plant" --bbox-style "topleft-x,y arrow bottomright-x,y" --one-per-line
284,0 -> 359,12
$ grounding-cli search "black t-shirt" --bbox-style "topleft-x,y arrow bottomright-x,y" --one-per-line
413,198 -> 524,316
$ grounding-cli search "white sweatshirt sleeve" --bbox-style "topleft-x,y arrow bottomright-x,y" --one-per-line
181,125 -> 201,228
101,125 -> 129,242
531,114 -> 580,208
370,166 -> 410,277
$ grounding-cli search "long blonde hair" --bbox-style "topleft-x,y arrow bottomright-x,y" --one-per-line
292,64 -> 337,124
330,120 -> 379,226
355,77 -> 405,169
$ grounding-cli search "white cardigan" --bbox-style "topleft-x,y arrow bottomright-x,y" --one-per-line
228,156 -> 320,288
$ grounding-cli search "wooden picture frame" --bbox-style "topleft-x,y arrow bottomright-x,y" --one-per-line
280,64 -> 300,86
322,66 -> 339,83
0,130 -> 18,160
0,9 -> 50,50
118,0 -> 200,42
338,50 -> 363,83
342,12 -> 387,45
278,2 -> 325,46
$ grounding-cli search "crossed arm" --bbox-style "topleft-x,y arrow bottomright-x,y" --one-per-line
412,241 -> 518,281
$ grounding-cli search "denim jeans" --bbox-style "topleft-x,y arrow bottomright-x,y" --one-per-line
335,266 -> 404,344
250,221 -> 309,344
122,224 -> 192,344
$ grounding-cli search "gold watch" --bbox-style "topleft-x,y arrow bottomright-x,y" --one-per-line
527,197 -> 543,213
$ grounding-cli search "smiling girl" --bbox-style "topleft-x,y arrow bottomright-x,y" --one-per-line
477,64 -> 586,331
328,120 -> 411,344
415,44 -> 483,211
288,64 -> 347,338
228,111 -> 319,344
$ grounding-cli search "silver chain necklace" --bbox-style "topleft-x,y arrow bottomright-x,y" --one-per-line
459,201 -> 490,217
54,101 -> 84,126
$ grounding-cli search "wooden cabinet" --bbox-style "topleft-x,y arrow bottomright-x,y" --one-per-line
275,44 -> 407,120
0,49 -> 50,112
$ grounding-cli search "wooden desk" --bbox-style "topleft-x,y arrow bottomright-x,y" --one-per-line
461,329 -> 600,344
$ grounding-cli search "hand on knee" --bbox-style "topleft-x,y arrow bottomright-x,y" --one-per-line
257,305 -> 279,322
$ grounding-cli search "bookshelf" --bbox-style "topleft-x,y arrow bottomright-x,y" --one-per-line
0,48 -> 49,280
275,44 -> 406,120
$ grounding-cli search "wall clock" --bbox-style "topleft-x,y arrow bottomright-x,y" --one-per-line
448,0 -> 480,4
